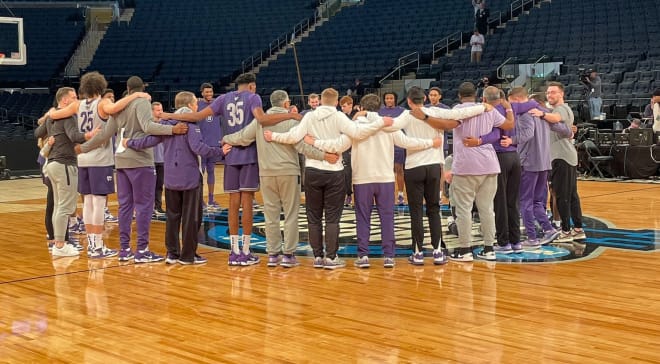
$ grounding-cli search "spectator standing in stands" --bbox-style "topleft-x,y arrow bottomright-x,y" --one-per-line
223,90 -> 335,268
582,69 -> 602,120
379,91 -> 407,205
542,82 -> 586,243
470,29 -> 485,64
125,91 -> 225,265
79,76 -> 189,263
197,83 -> 223,210
264,88 -> 391,270
471,0 -> 482,15
151,102 -> 166,216
161,73 -> 298,266
475,1 -> 490,35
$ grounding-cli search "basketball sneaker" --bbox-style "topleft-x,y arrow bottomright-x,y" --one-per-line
433,249 -> 448,265
239,251 -> 260,266
540,229 -> 561,245
178,255 -> 207,265
280,254 -> 300,268
354,255 -> 371,268
323,256 -> 346,270
313,256 -> 324,268
52,243 -> 80,257
511,242 -> 524,253
477,246 -> 496,261
407,252 -> 424,266
89,246 -> 118,259
494,243 -> 514,254
228,251 -> 241,266
555,231 -> 574,243
571,228 -> 587,240
267,254 -> 280,267
104,207 -> 118,223
134,249 -> 164,263
521,238 -> 541,249
165,253 -> 179,265
397,194 -> 405,206
383,257 -> 395,268
117,248 -> 134,262
449,248 -> 474,262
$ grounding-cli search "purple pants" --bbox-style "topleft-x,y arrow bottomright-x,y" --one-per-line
353,182 -> 395,258
117,167 -> 156,251
519,169 -> 553,239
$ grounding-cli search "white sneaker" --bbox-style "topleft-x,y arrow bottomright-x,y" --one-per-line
52,243 -> 80,257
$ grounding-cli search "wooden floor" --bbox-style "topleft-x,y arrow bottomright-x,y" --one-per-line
1,168 -> 659,363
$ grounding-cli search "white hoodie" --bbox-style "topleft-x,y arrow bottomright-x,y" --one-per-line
270,105 -> 384,171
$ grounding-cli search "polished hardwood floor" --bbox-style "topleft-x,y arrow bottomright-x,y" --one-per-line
1,169 -> 659,363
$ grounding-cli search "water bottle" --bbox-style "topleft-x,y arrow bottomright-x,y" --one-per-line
613,120 -> 623,131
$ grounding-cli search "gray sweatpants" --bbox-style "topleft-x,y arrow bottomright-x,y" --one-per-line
45,161 -> 78,242
260,175 -> 301,255
451,174 -> 498,248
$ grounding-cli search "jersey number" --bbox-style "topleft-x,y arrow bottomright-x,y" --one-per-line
79,110 -> 94,132
226,101 -> 244,127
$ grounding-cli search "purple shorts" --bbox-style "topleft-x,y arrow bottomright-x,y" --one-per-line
78,166 -> 115,195
394,146 -> 406,165
223,163 -> 259,193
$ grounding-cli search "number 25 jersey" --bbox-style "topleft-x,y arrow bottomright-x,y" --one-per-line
77,98 -> 114,167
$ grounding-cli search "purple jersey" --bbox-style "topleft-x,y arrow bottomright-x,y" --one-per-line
210,91 -> 261,165
198,98 -> 222,148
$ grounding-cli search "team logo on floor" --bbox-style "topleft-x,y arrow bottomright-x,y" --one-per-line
187,205 -> 658,263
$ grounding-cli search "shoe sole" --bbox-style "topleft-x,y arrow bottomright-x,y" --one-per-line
280,263 -> 300,268
433,259 -> 448,265
323,265 -> 345,270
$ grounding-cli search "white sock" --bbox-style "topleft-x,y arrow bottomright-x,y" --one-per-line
69,216 -> 78,226
398,192 -> 404,198
230,235 -> 240,254
94,234 -> 105,250
554,220 -> 561,227
87,234 -> 96,250
242,235 -> 251,254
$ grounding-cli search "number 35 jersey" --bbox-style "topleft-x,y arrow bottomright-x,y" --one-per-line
210,90 -> 261,166
77,98 -> 114,167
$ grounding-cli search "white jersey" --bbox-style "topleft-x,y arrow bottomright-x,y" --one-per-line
77,98 -> 114,167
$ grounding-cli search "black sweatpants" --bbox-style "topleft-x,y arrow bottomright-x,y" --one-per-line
404,163 -> 443,251
494,152 -> 521,246
164,183 -> 203,262
550,159 -> 583,232
304,167 -> 345,259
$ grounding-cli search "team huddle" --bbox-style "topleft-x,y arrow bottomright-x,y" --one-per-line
37,71 -> 586,269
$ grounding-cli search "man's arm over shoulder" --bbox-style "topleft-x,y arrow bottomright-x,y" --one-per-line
187,124 -> 224,159
222,119 -> 258,146
63,117 -> 87,144
81,116 -> 118,152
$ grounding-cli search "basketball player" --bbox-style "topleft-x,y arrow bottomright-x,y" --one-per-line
222,90 -> 337,268
160,73 -> 298,266
78,76 -> 189,263
379,91 -> 407,205
49,71 -> 149,259
197,83 -> 223,210
306,93 -> 442,269
264,88 -> 392,269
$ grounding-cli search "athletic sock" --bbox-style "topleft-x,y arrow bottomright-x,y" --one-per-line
241,235 -> 251,254
230,235 -> 240,254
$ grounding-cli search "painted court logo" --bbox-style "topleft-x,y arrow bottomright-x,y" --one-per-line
166,206 -> 658,263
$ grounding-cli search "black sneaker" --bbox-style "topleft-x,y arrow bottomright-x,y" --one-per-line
448,248 -> 474,262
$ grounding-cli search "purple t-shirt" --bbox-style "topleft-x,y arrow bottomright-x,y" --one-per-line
209,91 -> 262,165
452,102 -> 505,176
198,98 -> 223,147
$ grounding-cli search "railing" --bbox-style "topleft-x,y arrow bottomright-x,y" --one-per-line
496,57 -> 517,80
378,52 -> 419,86
488,11 -> 504,28
528,55 -> 549,91
432,31 -> 463,62
510,0 -> 539,17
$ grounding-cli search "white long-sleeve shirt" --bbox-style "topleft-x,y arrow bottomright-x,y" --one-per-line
313,115 -> 436,185
270,105 -> 384,171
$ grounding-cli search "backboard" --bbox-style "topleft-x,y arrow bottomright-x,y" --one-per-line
0,17 -> 27,66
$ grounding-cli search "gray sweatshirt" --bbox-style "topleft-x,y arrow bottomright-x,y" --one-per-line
34,116 -> 86,166
81,97 -> 174,168
222,106 -> 325,177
